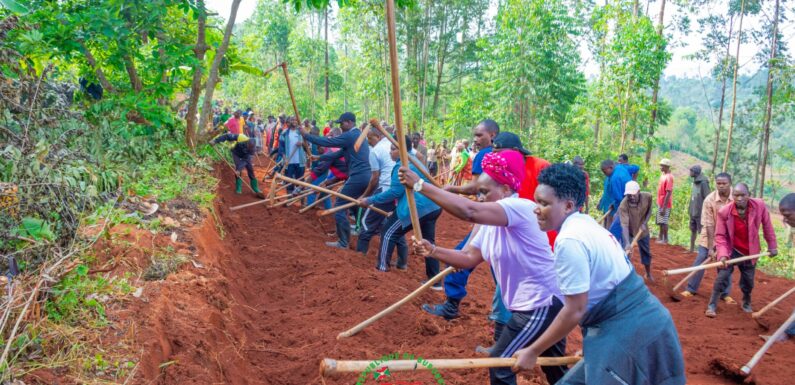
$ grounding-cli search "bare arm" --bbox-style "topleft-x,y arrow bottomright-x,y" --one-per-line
362,171 -> 380,197
399,167 -> 508,226
444,178 -> 479,195
512,293 -> 589,372
414,238 -> 483,270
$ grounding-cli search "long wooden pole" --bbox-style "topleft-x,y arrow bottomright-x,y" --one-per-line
386,0 -> 423,242
663,252 -> 769,276
320,356 -> 581,376
318,201 -> 359,217
670,257 -> 712,294
370,121 -> 441,188
353,125 -> 370,152
281,62 -> 312,161
337,225 -> 480,339
741,310 -> 795,374
298,185 -> 340,213
752,286 -> 795,319
275,174 -> 390,216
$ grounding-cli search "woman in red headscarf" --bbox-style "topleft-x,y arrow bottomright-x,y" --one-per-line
398,150 -> 568,385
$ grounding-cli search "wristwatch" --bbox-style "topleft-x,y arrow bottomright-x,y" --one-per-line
413,178 -> 424,192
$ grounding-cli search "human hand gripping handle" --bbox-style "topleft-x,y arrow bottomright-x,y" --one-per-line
411,237 -> 434,257
398,166 -> 420,189
511,348 -> 538,374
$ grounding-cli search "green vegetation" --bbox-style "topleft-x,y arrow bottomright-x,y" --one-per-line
0,0 -> 792,381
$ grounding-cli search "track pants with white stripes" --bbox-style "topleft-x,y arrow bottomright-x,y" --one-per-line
490,296 -> 567,385
376,209 -> 441,279
355,188 -> 398,254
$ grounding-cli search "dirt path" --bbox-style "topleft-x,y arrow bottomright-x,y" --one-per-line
126,162 -> 794,385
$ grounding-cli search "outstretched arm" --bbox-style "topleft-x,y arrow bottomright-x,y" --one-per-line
398,167 -> 508,226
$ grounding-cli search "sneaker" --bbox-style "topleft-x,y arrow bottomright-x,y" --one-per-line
325,241 -> 347,250
680,291 -> 695,298
722,296 -> 737,305
396,265 -> 408,271
742,302 -> 753,313
430,283 -> 443,291
705,306 -> 717,318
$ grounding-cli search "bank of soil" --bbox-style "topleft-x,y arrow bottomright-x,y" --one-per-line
44,160 -> 795,384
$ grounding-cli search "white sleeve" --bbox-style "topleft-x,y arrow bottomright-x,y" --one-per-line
554,238 -> 591,295
468,227 -> 486,261
369,151 -> 379,171
496,198 -> 533,228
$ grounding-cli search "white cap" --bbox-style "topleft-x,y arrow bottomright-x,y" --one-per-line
624,181 -> 641,195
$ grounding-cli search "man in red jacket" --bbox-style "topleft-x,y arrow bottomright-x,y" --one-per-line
705,183 -> 778,318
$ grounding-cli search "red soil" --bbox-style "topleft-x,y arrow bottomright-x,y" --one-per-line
100,161 -> 795,384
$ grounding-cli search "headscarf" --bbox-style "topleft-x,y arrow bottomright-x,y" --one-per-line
481,150 -> 525,191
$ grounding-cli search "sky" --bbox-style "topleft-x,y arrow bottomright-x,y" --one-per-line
206,0 -> 794,79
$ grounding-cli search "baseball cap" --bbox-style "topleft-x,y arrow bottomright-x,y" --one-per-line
659,158 -> 672,166
492,132 -> 531,156
334,112 -> 356,124
624,180 -> 641,195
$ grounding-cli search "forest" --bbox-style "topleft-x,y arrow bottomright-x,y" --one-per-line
0,0 -> 793,383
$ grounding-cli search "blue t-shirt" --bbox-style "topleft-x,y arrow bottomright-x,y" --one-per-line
472,146 -> 492,176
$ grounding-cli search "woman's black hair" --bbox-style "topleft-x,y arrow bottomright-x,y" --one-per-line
537,163 -> 587,209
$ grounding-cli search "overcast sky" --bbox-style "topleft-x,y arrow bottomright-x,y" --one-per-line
206,0 -> 794,78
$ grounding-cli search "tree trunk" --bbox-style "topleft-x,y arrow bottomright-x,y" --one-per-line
753,127 -> 764,194
156,31 -> 169,106
198,0 -> 242,134
419,0 -> 431,129
324,7 -> 329,102
758,0 -> 780,198
80,43 -> 113,92
722,0 -> 745,172
644,0 -> 666,167
431,5 -> 448,116
619,80 -> 632,153
185,0 -> 208,149
711,14 -> 734,173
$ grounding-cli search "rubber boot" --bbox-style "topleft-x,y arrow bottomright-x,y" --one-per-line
250,178 -> 261,193
421,297 -> 460,320
235,177 -> 243,194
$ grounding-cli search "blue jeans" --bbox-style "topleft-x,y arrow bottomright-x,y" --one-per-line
443,231 -> 511,323
306,173 -> 332,210
334,177 -> 369,247
609,215 -> 623,244
443,233 -> 473,300
686,246 -> 732,296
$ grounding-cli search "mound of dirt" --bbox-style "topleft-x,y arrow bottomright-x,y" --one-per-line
73,159 -> 795,384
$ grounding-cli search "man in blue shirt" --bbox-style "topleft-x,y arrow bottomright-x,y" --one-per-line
300,112 -> 371,249
600,159 -> 634,243
424,119 -> 499,317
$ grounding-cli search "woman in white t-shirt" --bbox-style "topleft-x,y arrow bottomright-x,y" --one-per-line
401,150 -> 568,385
512,163 -> 685,385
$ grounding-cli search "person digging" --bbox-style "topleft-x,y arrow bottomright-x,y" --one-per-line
705,183 -> 778,318
618,180 -> 654,281
211,132 -> 262,195
512,163 -> 685,385
760,193 -> 795,342
403,150 -> 568,385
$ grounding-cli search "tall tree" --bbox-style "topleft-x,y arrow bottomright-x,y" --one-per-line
198,0 -> 243,133
644,0 -> 666,166
185,0 -> 207,149
722,0 -> 746,172
757,0 -> 780,198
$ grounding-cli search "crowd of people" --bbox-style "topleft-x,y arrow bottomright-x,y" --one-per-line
204,106 -> 793,385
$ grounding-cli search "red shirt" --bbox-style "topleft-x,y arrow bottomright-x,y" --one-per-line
224,117 -> 241,135
323,126 -> 331,136
731,205 -> 750,256
656,173 -> 674,208
518,156 -> 557,248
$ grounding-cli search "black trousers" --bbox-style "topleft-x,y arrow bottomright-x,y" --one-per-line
709,249 -> 756,307
490,296 -> 567,385
377,209 -> 441,279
